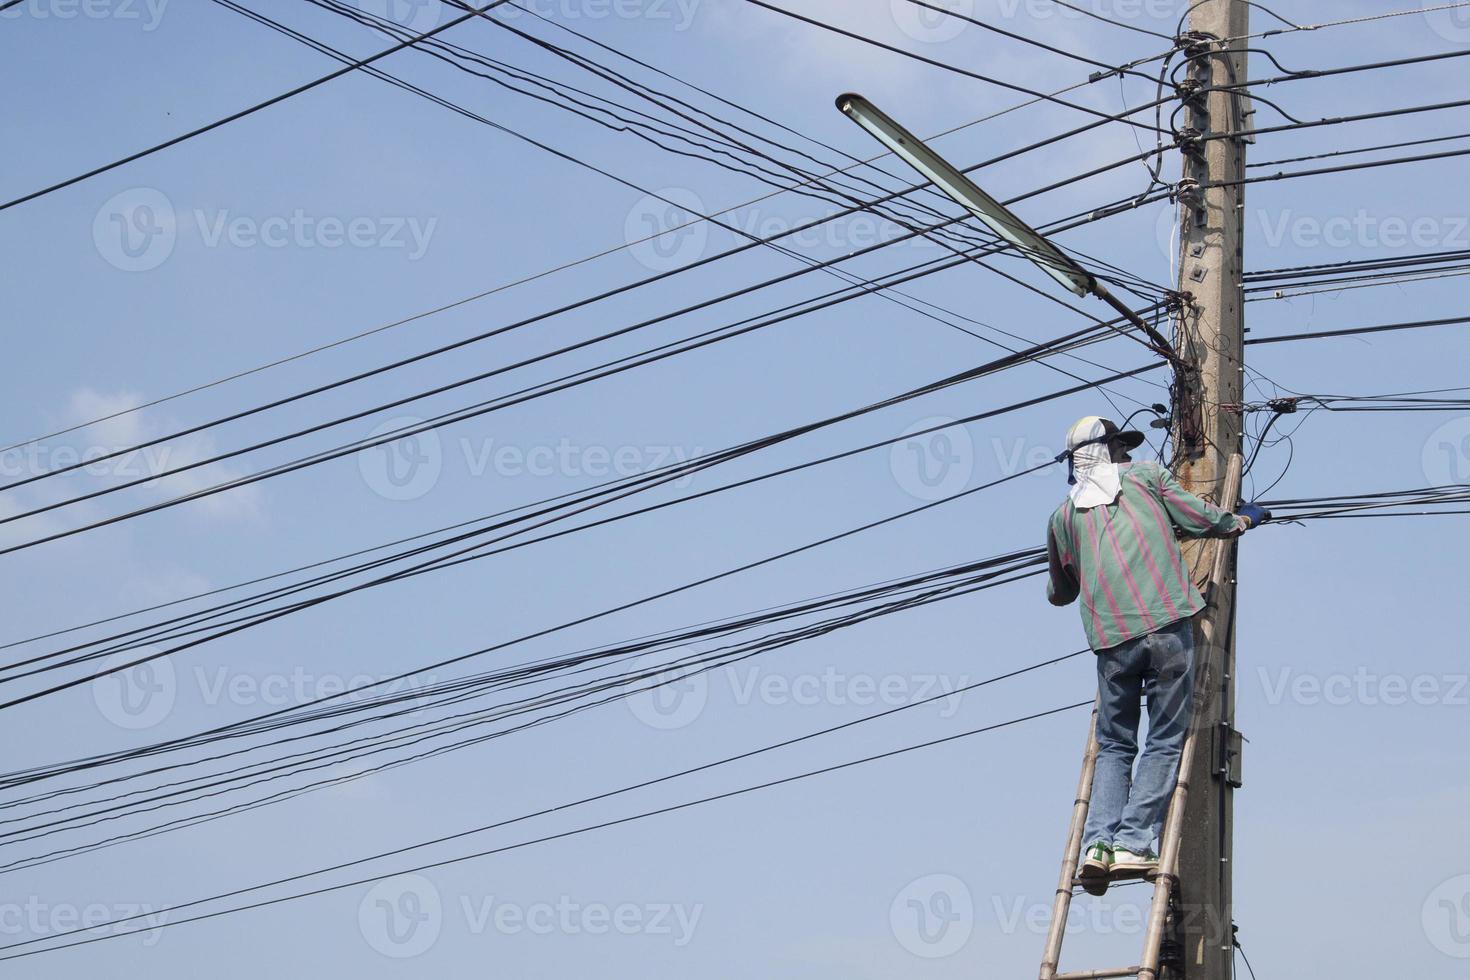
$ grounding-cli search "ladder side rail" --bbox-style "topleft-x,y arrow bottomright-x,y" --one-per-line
1137,454 -> 1242,980
1039,705 -> 1101,980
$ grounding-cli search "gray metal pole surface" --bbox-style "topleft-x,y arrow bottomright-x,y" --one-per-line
1170,7 -> 1250,975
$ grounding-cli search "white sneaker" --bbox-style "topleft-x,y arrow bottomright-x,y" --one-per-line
1078,842 -> 1112,896
1110,846 -> 1159,877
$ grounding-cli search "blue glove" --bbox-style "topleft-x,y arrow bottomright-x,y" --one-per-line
1237,502 -> 1271,529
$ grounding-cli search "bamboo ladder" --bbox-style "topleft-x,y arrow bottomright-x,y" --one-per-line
1036,454 -> 1242,980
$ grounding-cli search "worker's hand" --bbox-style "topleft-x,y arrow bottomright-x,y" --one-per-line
1236,502 -> 1271,530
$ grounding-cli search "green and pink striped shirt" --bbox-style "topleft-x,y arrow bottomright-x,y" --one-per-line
1046,461 -> 1244,651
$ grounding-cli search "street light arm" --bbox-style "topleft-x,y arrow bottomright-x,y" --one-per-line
834,93 -> 1181,363
835,92 -> 1093,297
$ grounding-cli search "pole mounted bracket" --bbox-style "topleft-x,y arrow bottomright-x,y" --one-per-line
1174,77 -> 1208,113
1171,359 -> 1206,460
1175,29 -> 1217,56
1175,127 -> 1206,162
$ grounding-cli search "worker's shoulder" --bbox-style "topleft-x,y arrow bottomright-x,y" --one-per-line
1121,459 -> 1165,484
1046,498 -> 1073,529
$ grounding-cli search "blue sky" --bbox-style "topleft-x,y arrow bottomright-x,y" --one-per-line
2,0 -> 1468,976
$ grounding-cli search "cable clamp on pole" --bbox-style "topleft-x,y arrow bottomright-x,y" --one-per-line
1173,177 -> 1202,209
1175,127 -> 1206,162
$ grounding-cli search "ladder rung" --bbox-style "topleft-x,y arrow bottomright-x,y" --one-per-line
1072,866 -> 1165,887
1054,967 -> 1141,979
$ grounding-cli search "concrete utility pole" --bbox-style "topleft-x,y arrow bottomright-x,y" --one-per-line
1170,1 -> 1250,978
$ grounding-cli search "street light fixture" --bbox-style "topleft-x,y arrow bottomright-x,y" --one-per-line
834,92 -> 1178,360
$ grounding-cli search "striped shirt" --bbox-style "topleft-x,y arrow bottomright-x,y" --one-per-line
1046,461 -> 1244,651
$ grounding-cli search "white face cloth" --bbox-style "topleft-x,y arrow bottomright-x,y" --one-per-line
1066,416 -> 1121,509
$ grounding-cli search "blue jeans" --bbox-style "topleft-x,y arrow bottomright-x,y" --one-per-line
1083,617 -> 1196,856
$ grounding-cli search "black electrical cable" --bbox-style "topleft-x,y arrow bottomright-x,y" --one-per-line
0,123 -> 1171,507
1247,131 -> 1470,169
1205,96 -> 1470,144
1244,248 -> 1470,282
3,43 -> 1175,458
0,561 -> 1049,861
0,0 -> 515,212
1244,314 -> 1470,347
892,0 -> 1159,81
0,438 -> 1074,711
1,315 -> 1139,684
0,188 -> 1173,557
1205,145 -> 1470,189
0,555 -> 1042,809
0,698 -> 1091,960
743,0 -> 1169,134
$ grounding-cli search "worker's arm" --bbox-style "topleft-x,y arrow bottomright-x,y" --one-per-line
1046,519 -> 1079,607
1152,463 -> 1247,538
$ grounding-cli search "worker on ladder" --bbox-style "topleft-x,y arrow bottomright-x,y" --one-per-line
1045,416 -> 1268,896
